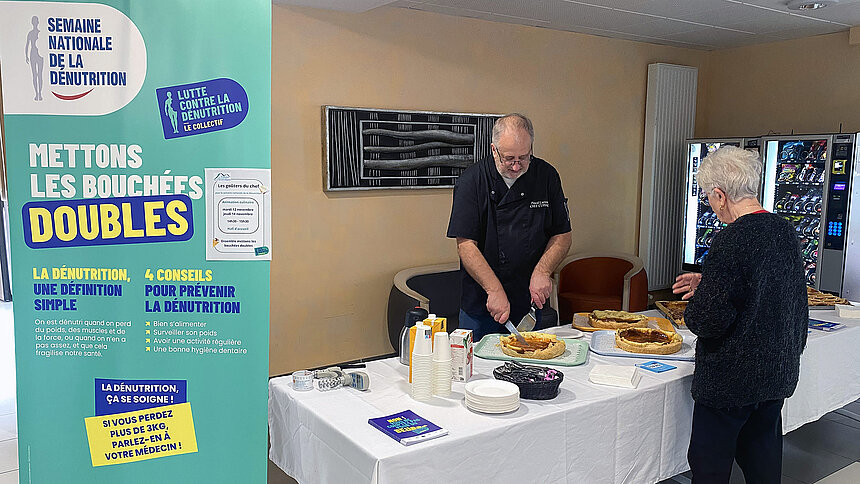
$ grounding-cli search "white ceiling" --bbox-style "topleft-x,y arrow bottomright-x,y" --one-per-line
275,0 -> 860,50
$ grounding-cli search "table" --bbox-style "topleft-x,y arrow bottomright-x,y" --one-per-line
269,310 -> 860,484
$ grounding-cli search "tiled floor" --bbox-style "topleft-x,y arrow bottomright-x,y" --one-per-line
656,403 -> 860,484
0,301 -> 17,484
1,300 -> 858,484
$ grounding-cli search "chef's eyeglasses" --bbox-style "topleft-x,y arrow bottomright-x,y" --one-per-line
494,146 -> 532,166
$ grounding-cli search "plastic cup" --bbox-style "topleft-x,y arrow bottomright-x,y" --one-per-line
413,324 -> 432,355
432,358 -> 452,396
432,359 -> 452,379
292,370 -> 314,391
411,353 -> 434,400
432,332 -> 452,361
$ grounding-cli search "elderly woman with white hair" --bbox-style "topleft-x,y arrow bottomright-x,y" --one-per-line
673,145 -> 808,483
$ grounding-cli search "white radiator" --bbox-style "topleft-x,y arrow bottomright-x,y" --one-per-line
639,63 -> 698,290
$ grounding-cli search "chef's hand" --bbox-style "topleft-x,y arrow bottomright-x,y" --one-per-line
672,273 -> 702,300
486,289 -> 510,324
529,271 -> 552,309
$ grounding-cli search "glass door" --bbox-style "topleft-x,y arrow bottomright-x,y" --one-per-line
682,140 -> 741,271
762,137 -> 829,286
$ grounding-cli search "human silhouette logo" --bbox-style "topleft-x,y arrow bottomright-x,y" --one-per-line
25,15 -> 44,101
164,91 -> 178,134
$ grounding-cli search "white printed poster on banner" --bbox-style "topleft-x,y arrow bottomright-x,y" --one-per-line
205,168 -> 272,260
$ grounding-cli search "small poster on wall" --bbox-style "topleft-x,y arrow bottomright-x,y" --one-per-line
205,168 -> 272,260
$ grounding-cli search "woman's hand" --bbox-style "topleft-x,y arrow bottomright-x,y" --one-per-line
672,273 -> 702,300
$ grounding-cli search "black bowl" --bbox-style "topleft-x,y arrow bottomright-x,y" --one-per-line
493,364 -> 564,400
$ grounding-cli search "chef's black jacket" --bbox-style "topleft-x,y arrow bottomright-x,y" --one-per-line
447,155 -> 571,325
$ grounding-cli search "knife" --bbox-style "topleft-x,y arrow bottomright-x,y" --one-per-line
504,320 -> 528,345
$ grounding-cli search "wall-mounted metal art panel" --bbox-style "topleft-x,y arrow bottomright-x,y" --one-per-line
325,106 -> 500,190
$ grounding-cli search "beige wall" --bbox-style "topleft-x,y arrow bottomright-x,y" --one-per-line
270,5 -> 708,375
698,31 -> 860,137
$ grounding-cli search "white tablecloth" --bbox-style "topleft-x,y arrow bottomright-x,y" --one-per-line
269,310 -> 860,484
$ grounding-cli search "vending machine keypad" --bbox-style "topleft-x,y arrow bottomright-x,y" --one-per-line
824,143 -> 853,250
827,221 -> 843,236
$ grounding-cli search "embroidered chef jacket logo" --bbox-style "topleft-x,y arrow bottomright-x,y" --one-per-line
530,201 -> 549,209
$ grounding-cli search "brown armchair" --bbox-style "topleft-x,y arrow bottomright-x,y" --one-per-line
553,252 -> 648,323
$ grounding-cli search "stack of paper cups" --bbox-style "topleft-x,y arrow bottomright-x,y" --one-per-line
411,324 -> 433,401
432,332 -> 452,397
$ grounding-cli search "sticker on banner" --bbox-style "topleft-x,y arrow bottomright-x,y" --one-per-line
156,78 -> 249,139
95,379 -> 187,416
22,195 -> 193,249
0,1 -> 147,115
84,402 -> 197,466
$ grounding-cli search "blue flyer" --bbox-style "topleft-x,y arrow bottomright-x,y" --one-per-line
636,361 -> 677,373
808,319 -> 845,332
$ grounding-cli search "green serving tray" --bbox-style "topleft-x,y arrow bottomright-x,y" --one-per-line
474,334 -> 589,366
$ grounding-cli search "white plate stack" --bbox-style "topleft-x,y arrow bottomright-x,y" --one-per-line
432,332 -> 452,397
464,379 -> 520,414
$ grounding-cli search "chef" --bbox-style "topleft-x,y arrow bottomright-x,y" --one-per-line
447,113 -> 572,341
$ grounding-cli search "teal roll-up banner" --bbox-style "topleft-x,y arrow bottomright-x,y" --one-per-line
0,0 -> 271,481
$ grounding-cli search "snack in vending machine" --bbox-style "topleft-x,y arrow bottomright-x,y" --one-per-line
803,239 -> 819,259
802,194 -> 819,214
778,164 -> 799,182
812,140 -> 827,161
811,167 -> 823,183
695,249 -> 709,266
775,192 -> 793,211
792,194 -> 808,212
805,263 -> 816,285
697,228 -> 713,246
796,164 -> 811,182
780,142 -> 799,161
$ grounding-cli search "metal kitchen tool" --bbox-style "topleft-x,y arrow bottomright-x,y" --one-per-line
504,320 -> 528,345
517,305 -> 538,332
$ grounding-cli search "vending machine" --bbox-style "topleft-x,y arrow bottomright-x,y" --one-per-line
681,138 -> 761,272
761,133 -> 858,293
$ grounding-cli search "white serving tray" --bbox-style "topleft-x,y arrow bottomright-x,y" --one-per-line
588,330 -> 695,362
